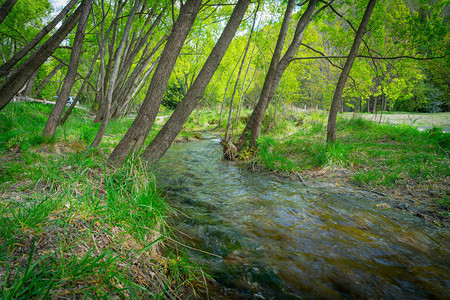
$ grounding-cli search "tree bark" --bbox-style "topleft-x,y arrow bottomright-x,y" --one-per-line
237,0 -> 318,149
326,0 -> 377,145
0,0 -> 78,77
90,0 -> 142,148
0,0 -> 84,112
108,0 -> 203,166
0,0 -> 17,26
141,0 -> 251,163
43,0 -> 91,138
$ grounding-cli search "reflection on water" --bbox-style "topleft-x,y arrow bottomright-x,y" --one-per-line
157,138 -> 450,299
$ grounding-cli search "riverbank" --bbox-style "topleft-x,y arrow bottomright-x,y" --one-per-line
0,103 -> 206,298
172,108 -> 449,226
250,110 -> 449,226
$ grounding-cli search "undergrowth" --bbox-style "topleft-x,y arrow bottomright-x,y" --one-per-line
0,102 -> 207,298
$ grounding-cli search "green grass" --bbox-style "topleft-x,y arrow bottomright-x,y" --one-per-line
253,110 -> 450,207
0,102 -> 206,298
340,111 -> 450,129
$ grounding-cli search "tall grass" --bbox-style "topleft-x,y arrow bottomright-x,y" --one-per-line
0,102 -> 206,298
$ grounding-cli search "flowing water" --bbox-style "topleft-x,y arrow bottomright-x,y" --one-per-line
157,137 -> 450,299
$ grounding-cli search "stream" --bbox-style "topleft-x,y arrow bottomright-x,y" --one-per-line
157,136 -> 450,299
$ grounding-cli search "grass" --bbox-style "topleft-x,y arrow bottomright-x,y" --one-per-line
0,102 -> 207,298
252,109 -> 450,213
340,111 -> 450,129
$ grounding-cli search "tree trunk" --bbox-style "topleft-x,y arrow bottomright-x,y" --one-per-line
0,0 -> 78,77
43,0 -> 91,138
0,0 -> 83,111
141,0 -> 251,163
108,0 -> 203,166
326,0 -> 377,145
90,0 -> 142,148
36,63 -> 63,97
224,2 -> 259,141
113,11 -> 164,101
0,0 -> 17,26
23,68 -> 39,97
60,50 -> 100,125
217,54 -> 242,127
237,0 -> 318,149
236,59 -> 257,122
111,35 -> 167,118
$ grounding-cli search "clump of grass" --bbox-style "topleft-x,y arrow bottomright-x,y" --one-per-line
0,102 -> 207,298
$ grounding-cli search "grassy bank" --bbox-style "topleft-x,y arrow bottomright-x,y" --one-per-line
251,110 -> 449,222
0,103 -> 206,298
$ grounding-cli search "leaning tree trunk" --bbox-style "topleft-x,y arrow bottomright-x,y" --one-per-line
141,0 -> 251,163
60,50 -> 100,125
224,2 -> 259,141
0,0 -> 78,77
108,0 -> 203,166
111,35 -> 167,118
237,0 -> 318,149
43,0 -> 91,138
0,0 -> 83,111
23,68 -> 39,97
36,63 -> 63,97
90,0 -> 142,148
0,0 -> 17,26
326,0 -> 377,145
217,55 -> 242,127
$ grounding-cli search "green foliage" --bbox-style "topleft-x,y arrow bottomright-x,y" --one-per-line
0,103 -> 52,151
162,79 -> 186,110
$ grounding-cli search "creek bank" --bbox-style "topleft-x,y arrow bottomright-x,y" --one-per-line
249,163 -> 449,227
170,131 -> 449,227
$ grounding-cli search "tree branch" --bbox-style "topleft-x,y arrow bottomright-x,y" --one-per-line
51,55 -> 96,91
291,53 -> 450,61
